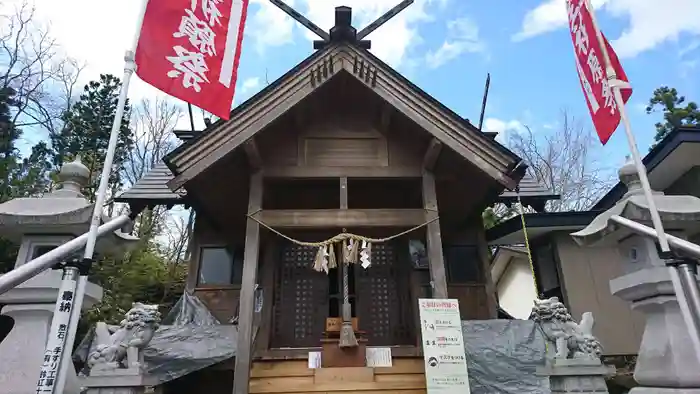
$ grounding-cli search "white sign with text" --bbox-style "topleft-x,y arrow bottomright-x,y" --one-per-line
418,298 -> 470,393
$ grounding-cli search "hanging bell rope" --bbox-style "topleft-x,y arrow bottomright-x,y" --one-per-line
516,191 -> 541,298
516,189 -> 549,355
339,239 -> 358,347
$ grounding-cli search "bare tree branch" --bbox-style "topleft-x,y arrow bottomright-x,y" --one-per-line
507,109 -> 615,212
124,97 -> 182,186
122,97 -> 184,243
0,1 -> 83,139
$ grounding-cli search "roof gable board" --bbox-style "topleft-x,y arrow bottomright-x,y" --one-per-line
117,162 -> 552,207
164,44 -> 523,191
593,127 -> 700,210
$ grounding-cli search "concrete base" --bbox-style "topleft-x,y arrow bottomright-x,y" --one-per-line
0,270 -> 103,394
85,386 -> 160,394
82,368 -> 160,394
0,304 -> 54,394
537,358 -> 615,394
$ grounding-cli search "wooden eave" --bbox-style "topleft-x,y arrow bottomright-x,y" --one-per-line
164,44 -> 523,191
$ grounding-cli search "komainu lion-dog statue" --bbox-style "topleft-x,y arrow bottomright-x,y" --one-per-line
87,302 -> 161,371
529,297 -> 602,360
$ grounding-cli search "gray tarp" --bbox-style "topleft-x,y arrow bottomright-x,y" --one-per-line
74,292 -> 237,384
463,319 -> 549,394
75,294 -> 549,392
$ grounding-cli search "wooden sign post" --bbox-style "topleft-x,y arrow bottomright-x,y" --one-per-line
418,299 -> 471,393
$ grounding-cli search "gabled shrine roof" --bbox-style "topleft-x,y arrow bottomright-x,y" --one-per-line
116,162 -> 556,210
499,175 -> 560,212
593,125 -> 700,210
115,163 -> 183,205
162,43 -> 525,191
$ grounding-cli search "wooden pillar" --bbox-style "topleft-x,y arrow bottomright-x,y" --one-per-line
421,170 -> 448,299
476,225 -> 498,318
232,171 -> 263,394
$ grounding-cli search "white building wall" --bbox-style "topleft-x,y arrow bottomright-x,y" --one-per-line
496,261 -> 538,319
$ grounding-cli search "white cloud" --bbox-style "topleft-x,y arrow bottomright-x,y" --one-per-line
607,0 -> 700,58
247,0 -> 297,53
512,0 -> 700,59
680,59 -> 699,78
678,39 -> 699,79
425,17 -> 485,69
631,101 -> 648,114
679,39 -> 700,57
240,77 -> 261,94
0,0 -> 271,132
247,0 -> 447,67
512,0 -> 608,42
483,118 -> 526,145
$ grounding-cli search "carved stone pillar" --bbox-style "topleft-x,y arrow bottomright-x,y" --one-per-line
611,267 -> 700,393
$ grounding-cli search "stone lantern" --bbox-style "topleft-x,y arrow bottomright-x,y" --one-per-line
571,157 -> 700,393
0,157 -> 139,394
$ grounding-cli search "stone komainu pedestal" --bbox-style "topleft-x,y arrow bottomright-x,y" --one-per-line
83,303 -> 161,394
538,358 -> 615,394
83,368 -> 161,394
529,297 -> 613,394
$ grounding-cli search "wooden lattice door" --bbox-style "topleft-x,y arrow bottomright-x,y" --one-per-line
271,242 -> 328,348
355,241 -> 415,346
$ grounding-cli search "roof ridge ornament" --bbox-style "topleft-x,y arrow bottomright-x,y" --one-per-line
268,0 -> 414,51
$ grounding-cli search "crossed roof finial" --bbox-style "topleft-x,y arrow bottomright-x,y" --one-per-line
268,0 -> 414,50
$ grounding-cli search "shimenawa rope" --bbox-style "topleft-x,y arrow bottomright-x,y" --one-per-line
246,208 -> 439,247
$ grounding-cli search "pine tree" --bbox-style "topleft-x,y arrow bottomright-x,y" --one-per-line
50,74 -> 134,201
0,87 -> 52,274
646,86 -> 699,148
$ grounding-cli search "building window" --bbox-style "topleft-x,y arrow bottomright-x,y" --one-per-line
197,247 -> 243,286
444,245 -> 481,283
30,245 -> 58,261
408,239 -> 429,269
533,242 -> 559,291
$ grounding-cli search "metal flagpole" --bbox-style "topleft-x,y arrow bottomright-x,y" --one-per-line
584,0 -> 700,360
37,2 -> 151,394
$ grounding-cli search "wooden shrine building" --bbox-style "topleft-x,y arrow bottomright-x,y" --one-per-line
117,4 -> 556,393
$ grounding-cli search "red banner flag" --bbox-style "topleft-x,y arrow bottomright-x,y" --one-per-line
566,0 -> 632,145
135,0 -> 249,120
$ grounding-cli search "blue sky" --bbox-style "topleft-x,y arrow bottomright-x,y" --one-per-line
9,0 -> 700,171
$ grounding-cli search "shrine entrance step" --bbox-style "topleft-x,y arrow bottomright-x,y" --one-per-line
249,358 -> 427,394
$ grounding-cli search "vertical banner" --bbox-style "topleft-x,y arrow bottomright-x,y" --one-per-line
566,0 -> 632,144
35,274 -> 78,394
418,299 -> 470,393
135,0 -> 250,120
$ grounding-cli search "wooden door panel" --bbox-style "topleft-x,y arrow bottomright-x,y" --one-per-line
271,243 -> 328,348
355,242 -> 414,346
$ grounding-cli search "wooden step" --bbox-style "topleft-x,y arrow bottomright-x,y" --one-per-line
249,358 -> 427,394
